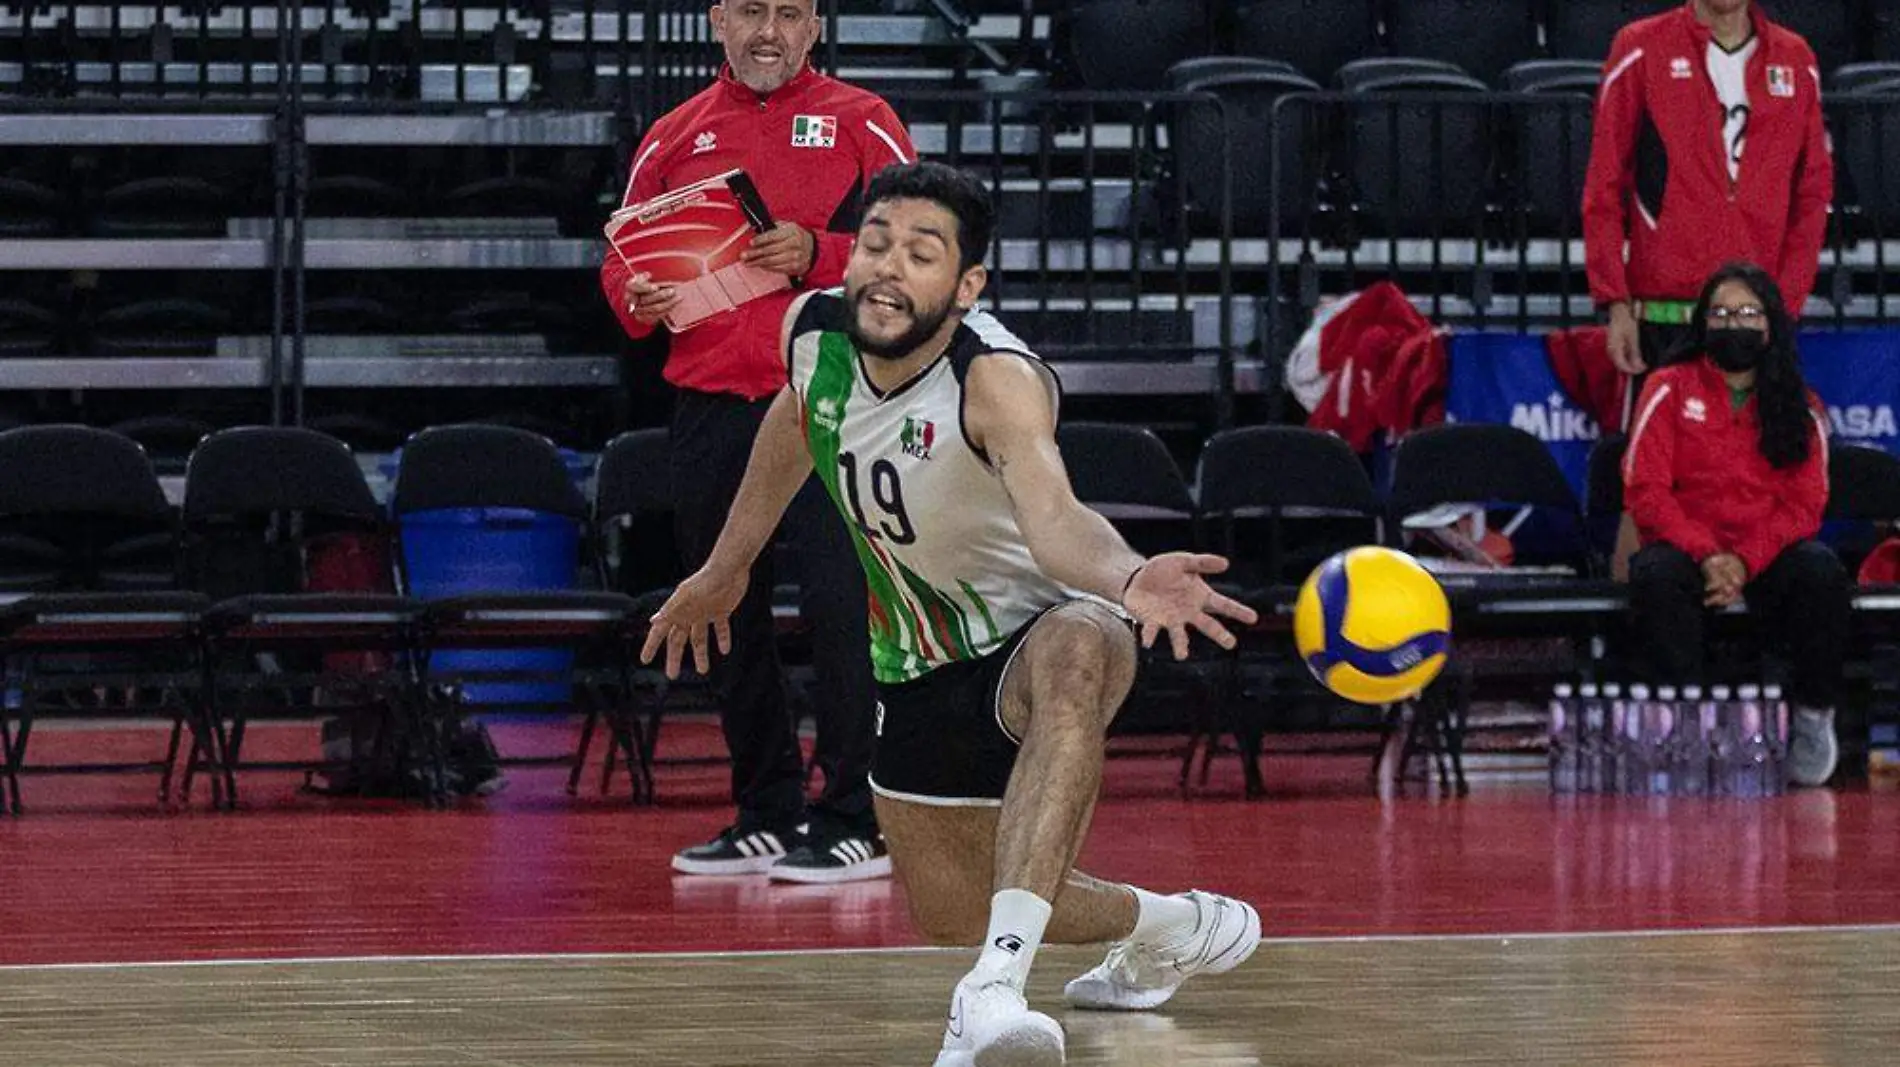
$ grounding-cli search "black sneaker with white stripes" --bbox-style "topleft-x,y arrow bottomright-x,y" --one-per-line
768,829 -> 892,884
671,824 -> 803,876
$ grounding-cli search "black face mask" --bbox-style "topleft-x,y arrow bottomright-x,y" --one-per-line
1705,328 -> 1768,373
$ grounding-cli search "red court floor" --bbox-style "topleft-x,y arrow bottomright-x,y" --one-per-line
1,720 -> 1897,966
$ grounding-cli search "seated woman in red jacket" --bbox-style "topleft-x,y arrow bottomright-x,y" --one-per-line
1623,262 -> 1849,788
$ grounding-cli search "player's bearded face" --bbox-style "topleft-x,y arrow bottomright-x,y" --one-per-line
844,198 -> 971,361
845,279 -> 957,361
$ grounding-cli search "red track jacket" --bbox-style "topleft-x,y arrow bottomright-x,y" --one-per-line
600,65 -> 915,400
1583,2 -> 1833,310
1622,354 -> 1829,578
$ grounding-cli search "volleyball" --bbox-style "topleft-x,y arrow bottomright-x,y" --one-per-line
1293,547 -> 1451,705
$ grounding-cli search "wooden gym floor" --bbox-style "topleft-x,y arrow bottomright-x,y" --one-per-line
4,931 -> 1897,1065
1,720 -> 1898,1064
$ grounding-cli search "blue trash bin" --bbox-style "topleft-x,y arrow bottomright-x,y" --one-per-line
394,449 -> 591,708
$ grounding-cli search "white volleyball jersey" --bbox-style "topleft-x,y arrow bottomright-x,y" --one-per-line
1707,36 -> 1757,182
787,292 -> 1071,684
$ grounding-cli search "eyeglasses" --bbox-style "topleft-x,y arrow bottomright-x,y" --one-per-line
1706,305 -> 1766,325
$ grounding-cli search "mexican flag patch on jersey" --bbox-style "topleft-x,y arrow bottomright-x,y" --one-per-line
792,114 -> 838,148
900,415 -> 936,460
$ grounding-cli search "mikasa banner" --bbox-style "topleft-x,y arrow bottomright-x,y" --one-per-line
1445,332 -> 1601,501
1446,329 -> 1900,496
1796,330 -> 1900,455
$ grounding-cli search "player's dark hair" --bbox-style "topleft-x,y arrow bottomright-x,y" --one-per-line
863,162 -> 995,273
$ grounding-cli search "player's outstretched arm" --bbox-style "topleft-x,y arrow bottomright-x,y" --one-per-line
964,355 -> 1257,658
639,383 -> 814,679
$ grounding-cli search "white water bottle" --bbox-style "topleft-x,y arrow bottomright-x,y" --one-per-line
1576,683 -> 1604,795
1735,684 -> 1770,798
1763,683 -> 1788,795
1602,683 -> 1626,794
1649,686 -> 1678,796
1624,684 -> 1653,795
1678,684 -> 1710,797
1708,685 -> 1735,797
1549,683 -> 1577,793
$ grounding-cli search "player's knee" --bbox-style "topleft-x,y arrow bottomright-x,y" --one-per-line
1035,604 -> 1134,701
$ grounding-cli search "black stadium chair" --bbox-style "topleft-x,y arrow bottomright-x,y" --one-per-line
1833,62 -> 1900,94
1064,0 -> 1212,91
1335,57 -> 1470,90
182,427 -> 420,807
1342,65 -> 1494,236
1169,66 -> 1323,235
1231,0 -> 1381,85
1826,443 -> 1900,524
88,298 -> 232,360
0,175 -> 66,237
1504,60 -> 1601,235
0,298 -> 60,359
1833,85 -> 1900,233
390,425 -> 644,804
1387,423 -> 1584,544
1385,0 -> 1542,86
1165,56 -> 1298,89
1198,425 -> 1382,587
1504,58 -> 1605,94
88,175 -> 232,238
1385,423 -> 1619,793
1057,421 -> 1198,525
0,426 -> 212,814
302,295 -> 409,335
1197,426 -> 1384,796
303,174 -> 417,218
587,428 -> 683,799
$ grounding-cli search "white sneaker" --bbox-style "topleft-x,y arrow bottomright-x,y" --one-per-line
1787,706 -> 1839,788
1063,890 -> 1261,1011
932,976 -> 1065,1067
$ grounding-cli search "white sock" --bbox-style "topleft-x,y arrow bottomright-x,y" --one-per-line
969,889 -> 1052,990
1128,886 -> 1200,945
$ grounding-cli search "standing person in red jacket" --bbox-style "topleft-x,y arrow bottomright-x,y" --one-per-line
1584,0 -> 1833,386
1623,263 -> 1848,787
601,0 -> 916,882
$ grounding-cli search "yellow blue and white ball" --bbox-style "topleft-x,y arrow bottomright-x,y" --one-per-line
1293,546 -> 1451,704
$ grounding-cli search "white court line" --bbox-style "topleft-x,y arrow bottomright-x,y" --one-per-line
5,922 -> 1900,973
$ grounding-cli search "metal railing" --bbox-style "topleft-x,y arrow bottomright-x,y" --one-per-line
1263,91 -> 1900,373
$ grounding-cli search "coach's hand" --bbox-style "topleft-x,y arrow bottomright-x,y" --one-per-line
1121,552 -> 1258,660
623,273 -> 680,328
640,565 -> 750,679
1606,301 -> 1647,376
741,222 -> 817,277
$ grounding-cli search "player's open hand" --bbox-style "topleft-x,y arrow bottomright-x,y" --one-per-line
639,566 -> 750,679
741,222 -> 817,277
1121,552 -> 1258,660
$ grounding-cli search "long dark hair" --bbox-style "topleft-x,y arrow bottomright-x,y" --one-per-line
1682,262 -> 1814,469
